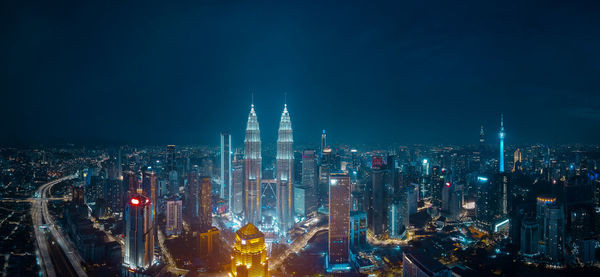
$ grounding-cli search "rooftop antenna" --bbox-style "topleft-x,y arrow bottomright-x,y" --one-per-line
284,91 -> 287,107
251,91 -> 254,108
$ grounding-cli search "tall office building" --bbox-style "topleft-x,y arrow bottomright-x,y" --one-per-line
123,194 -> 154,269
293,185 -> 308,217
544,204 -> 565,261
369,168 -> 389,236
244,104 -> 262,224
321,130 -> 327,153
166,145 -> 176,172
388,199 -> 405,239
480,125 -> 485,145
221,132 -> 233,211
199,227 -> 220,257
407,183 -> 419,215
276,104 -> 294,234
442,182 -> 461,220
520,217 -> 539,256
536,195 -> 556,241
200,176 -> 212,229
327,173 -> 351,271
513,148 -> 522,172
165,198 -> 183,236
104,179 -> 123,213
186,172 -> 199,219
232,151 -> 245,216
230,223 -> 268,277
318,148 -> 333,206
499,114 -> 505,173
302,150 -> 318,214
142,172 -> 157,219
499,174 -> 508,216
350,211 -> 367,249
442,182 -> 452,212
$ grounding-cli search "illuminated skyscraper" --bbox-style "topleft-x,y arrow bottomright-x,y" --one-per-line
199,227 -> 220,257
276,104 -> 294,234
200,176 -> 212,229
244,104 -> 262,224
513,148 -> 522,172
221,132 -> 233,211
166,145 -> 176,172
321,129 -> 327,153
369,168 -> 389,236
142,172 -> 157,219
301,150 -> 318,215
230,223 -> 268,277
327,173 -> 351,272
165,198 -> 183,236
123,194 -> 154,269
232,151 -> 245,216
499,114 -> 505,173
544,204 -> 565,261
520,217 -> 539,256
480,125 -> 485,145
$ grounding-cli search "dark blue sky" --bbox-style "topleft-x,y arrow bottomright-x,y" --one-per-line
2,0 -> 600,147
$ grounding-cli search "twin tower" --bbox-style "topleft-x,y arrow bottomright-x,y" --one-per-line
244,103 -> 294,234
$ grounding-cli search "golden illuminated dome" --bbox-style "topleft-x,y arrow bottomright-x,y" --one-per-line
237,223 -> 262,239
231,223 -> 268,277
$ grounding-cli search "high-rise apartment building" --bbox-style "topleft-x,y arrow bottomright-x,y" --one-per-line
166,198 -> 183,236
200,176 -> 212,229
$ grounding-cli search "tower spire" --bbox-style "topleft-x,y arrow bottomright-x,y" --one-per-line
499,113 -> 505,173
480,125 -> 484,144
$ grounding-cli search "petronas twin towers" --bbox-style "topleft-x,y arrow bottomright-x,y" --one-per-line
244,103 -> 294,234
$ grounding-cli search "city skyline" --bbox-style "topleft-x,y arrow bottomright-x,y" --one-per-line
2,1 -> 600,277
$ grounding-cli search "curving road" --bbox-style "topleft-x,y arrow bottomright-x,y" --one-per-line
32,174 -> 87,277
268,226 -> 328,271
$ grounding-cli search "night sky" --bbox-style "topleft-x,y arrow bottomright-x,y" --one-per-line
2,1 -> 600,147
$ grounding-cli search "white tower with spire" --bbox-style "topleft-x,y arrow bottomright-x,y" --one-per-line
244,102 -> 262,224
276,103 -> 294,234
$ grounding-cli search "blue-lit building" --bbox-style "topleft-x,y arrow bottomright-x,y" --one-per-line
350,211 -> 367,249
294,184 -> 310,219
388,198 -> 406,239
499,114 -> 505,173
